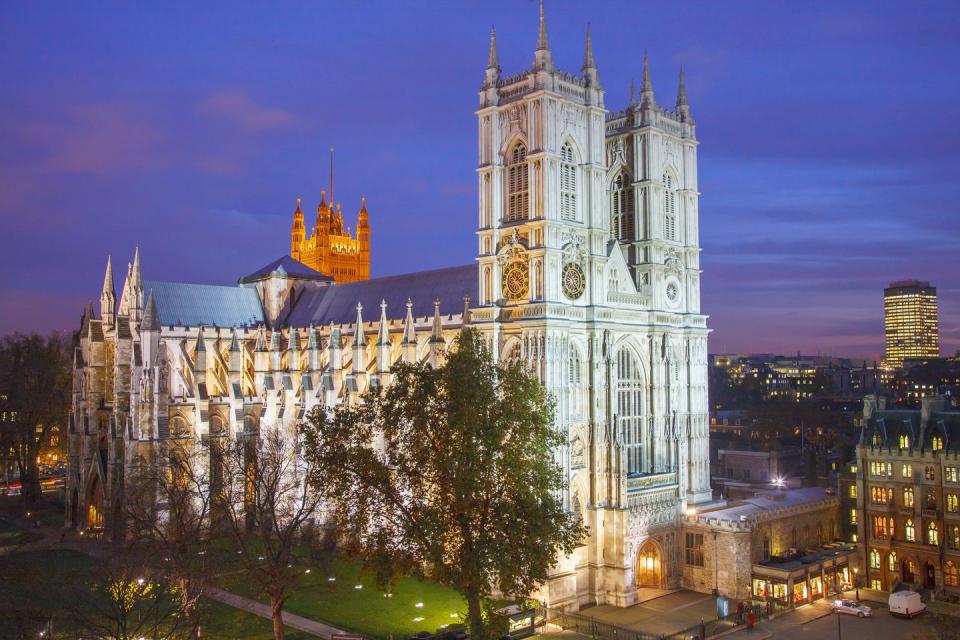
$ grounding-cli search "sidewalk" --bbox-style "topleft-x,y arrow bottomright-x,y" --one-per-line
205,586 -> 346,639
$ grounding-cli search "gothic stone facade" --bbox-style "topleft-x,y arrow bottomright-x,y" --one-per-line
67,8 -> 709,610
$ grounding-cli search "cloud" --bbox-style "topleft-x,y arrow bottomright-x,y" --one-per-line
197,89 -> 298,132
0,103 -> 166,176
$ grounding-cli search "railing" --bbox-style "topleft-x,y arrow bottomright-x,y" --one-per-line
541,606 -> 661,640
627,472 -> 676,493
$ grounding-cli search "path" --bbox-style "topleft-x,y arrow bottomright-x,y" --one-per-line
206,586 -> 346,639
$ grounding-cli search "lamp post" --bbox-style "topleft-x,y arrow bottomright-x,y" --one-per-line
836,605 -> 842,640
853,568 -> 860,601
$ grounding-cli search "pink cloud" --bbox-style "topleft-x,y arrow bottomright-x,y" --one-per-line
197,88 -> 297,132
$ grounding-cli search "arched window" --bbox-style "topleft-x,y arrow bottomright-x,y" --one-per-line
929,522 -> 939,546
872,432 -> 882,446
904,486 -> 914,508
568,347 -> 583,417
933,435 -> 944,451
560,143 -> 577,221
899,434 -> 910,449
612,172 -> 634,241
948,493 -> 958,513
663,171 -> 678,242
506,143 -> 529,221
870,549 -> 880,569
617,349 -> 644,474
947,561 -> 959,587
952,525 -> 960,550
905,519 -> 915,542
888,551 -> 897,572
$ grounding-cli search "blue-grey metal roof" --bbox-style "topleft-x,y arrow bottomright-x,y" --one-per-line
239,255 -> 333,284
283,264 -> 477,327
144,280 -> 265,328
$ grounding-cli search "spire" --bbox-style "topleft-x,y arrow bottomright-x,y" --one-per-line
430,298 -> 444,344
377,299 -> 390,346
131,246 -> 142,290
319,189 -> 327,210
294,196 -> 303,216
353,303 -> 365,348
287,326 -> 299,352
142,289 -> 160,331
358,196 -> 369,225
254,326 -> 267,352
402,299 -> 416,344
536,0 -> 549,50
229,328 -> 241,352
329,147 -> 335,208
487,25 -> 499,69
675,65 -> 691,121
269,328 -> 282,352
581,24 -> 599,88
461,294 -> 472,329
532,0 -> 553,71
194,325 -> 206,352
640,50 -> 655,107
307,324 -> 319,350
102,255 -> 115,298
629,78 -> 636,106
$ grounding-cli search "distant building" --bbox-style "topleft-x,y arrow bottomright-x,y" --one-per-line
714,447 -> 804,497
290,190 -> 370,284
682,487 -> 848,603
857,394 -> 960,594
884,280 -> 939,369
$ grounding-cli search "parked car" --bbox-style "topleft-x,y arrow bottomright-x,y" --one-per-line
889,591 -> 926,618
831,599 -> 871,617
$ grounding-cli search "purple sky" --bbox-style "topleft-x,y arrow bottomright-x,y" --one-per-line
1,1 -> 958,360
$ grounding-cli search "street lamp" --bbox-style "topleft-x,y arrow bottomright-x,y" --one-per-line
853,568 -> 859,601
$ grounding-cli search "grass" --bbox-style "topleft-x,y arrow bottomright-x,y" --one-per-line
221,554 -> 468,640
201,598 -> 315,639
0,516 -> 42,546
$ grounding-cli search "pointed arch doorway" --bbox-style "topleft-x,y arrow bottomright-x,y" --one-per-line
636,539 -> 663,588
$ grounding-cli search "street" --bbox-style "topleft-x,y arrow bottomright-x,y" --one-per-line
723,598 -> 932,640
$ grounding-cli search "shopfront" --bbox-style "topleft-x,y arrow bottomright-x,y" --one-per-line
751,544 -> 856,609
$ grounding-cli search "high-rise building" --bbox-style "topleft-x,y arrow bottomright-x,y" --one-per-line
884,280 -> 939,368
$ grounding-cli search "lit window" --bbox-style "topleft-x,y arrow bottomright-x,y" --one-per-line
947,562 -> 959,587
933,435 -> 944,452
903,464 -> 914,479
888,551 -> 897,572
848,484 -> 857,499
870,549 -> 880,569
929,522 -> 940,546
899,434 -> 910,449
906,519 -> 915,542
949,494 -> 959,513
871,579 -> 882,590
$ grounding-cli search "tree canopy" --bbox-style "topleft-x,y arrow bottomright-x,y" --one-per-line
302,329 -> 585,638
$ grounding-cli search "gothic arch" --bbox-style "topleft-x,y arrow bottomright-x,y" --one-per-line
635,538 -> 664,588
501,335 -> 522,366
499,134 -> 528,163
614,341 -> 648,474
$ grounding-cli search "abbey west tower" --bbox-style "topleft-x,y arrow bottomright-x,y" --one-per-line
473,3 -> 710,607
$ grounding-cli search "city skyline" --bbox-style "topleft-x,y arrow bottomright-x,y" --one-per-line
1,1 -> 958,360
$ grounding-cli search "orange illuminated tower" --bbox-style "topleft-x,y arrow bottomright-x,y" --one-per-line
289,151 -> 370,283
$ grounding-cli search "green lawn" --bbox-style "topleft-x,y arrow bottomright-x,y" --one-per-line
201,598 -> 314,639
0,516 -> 42,546
221,555 -> 468,639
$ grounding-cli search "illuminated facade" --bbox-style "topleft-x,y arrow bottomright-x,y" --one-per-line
67,4 -> 711,610
884,280 -> 939,369
290,191 -> 370,283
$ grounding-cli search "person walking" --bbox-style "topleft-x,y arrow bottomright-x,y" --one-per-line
747,609 -> 756,632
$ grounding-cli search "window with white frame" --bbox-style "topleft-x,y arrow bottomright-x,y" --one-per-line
506,144 -> 529,222
560,143 -> 577,221
617,349 -> 644,474
663,171 -> 678,242
612,172 -> 635,240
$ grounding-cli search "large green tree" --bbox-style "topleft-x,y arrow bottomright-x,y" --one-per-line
302,329 -> 585,639
0,332 -> 72,505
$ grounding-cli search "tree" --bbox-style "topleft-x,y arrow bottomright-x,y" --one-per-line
215,426 -> 324,640
0,333 -> 72,505
303,329 -> 586,640
63,556 -> 195,640
124,439 -> 217,639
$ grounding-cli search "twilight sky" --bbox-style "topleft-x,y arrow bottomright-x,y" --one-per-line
1,1 -> 958,360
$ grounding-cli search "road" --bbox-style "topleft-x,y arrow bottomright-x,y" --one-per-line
723,599 -> 933,640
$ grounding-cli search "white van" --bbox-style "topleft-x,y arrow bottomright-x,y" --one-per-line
888,591 -> 926,618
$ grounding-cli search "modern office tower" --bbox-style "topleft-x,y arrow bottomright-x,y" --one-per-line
884,280 -> 939,368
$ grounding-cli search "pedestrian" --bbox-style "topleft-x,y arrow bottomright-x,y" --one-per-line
747,609 -> 756,631
736,601 -> 744,624
698,619 -> 705,640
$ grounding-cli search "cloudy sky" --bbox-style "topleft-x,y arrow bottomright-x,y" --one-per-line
1,0 -> 958,360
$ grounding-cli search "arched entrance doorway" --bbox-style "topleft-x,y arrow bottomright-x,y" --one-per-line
86,474 -> 104,529
636,539 -> 663,588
